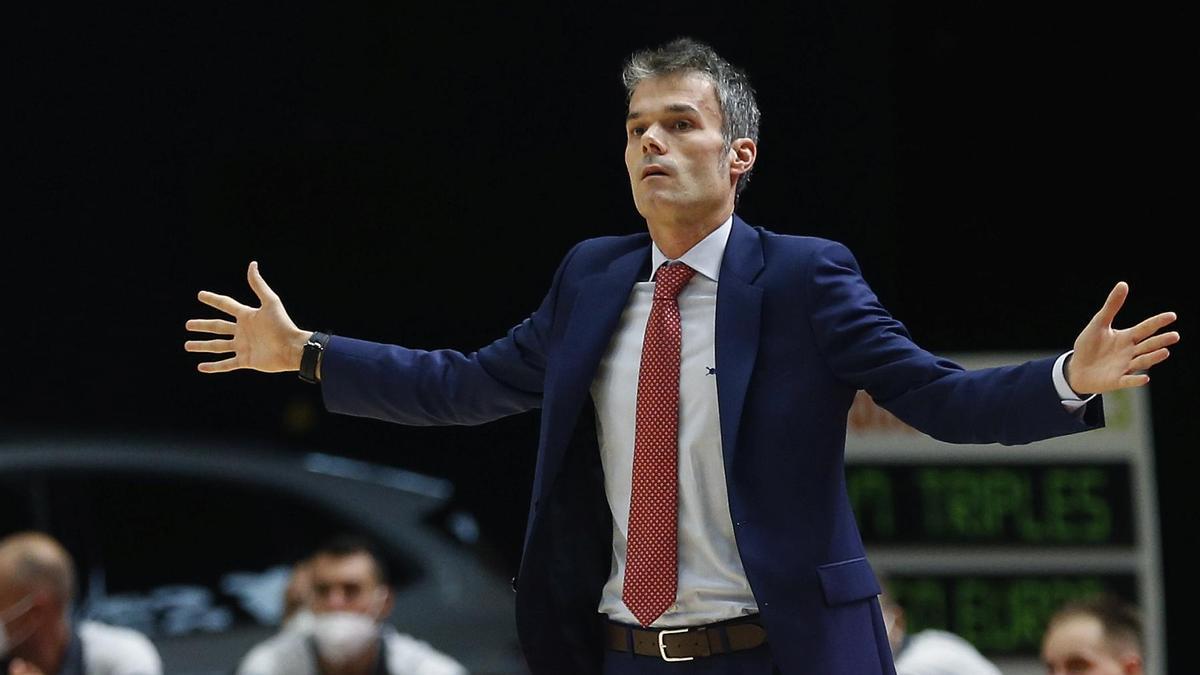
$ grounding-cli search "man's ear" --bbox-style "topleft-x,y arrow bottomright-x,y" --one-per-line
729,138 -> 757,181
381,588 -> 395,619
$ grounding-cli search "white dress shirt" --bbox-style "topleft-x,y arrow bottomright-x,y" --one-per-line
591,217 -> 1090,626
78,620 -> 163,675
894,629 -> 1003,675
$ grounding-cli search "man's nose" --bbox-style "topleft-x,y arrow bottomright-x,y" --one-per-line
641,124 -> 666,155
326,589 -> 348,609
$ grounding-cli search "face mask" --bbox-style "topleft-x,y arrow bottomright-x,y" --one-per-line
0,594 -> 36,658
310,612 -> 380,664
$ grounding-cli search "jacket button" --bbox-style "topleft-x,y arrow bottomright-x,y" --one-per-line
510,576 -> 519,592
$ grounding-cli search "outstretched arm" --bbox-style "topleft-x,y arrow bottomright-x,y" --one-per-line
1065,281 -> 1179,395
185,245 -> 578,427
808,241 -> 1103,445
184,261 -> 313,375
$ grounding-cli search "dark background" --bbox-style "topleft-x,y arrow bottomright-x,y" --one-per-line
8,2 -> 1194,671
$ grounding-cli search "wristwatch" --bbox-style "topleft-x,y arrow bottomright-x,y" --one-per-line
299,331 -> 331,384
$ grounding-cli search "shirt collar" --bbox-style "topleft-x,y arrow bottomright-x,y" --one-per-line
650,215 -> 733,282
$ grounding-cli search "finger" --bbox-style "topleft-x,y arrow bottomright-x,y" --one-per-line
247,261 -> 279,305
1129,312 -> 1178,343
1133,330 -> 1180,356
1127,348 -> 1170,373
197,357 -> 240,373
184,339 -> 236,354
1117,373 -> 1151,388
1092,281 -> 1128,327
185,319 -> 237,335
197,291 -> 246,316
9,659 -> 38,675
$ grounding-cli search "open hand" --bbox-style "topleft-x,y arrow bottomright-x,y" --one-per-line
185,262 -> 310,373
1067,281 -> 1180,395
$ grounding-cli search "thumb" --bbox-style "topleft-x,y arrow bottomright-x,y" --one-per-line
10,658 -> 42,675
247,260 -> 279,305
1092,281 -> 1128,328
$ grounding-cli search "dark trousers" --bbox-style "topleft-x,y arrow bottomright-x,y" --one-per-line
602,640 -> 780,674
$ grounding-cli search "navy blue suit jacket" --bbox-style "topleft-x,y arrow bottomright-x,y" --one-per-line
321,216 -> 1104,674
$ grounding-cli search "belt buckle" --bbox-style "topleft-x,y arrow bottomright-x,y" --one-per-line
657,627 -> 694,662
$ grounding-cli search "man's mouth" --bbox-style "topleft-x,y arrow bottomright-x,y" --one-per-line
641,165 -> 670,180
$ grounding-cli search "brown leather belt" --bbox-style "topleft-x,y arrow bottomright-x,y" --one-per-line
605,617 -> 768,662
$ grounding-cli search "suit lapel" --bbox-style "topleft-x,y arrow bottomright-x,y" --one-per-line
557,246 -> 648,389
539,243 -> 648,496
715,216 -> 764,470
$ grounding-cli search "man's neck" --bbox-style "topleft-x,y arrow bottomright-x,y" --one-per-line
645,208 -> 733,259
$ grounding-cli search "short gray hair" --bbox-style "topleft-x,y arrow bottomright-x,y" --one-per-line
622,38 -> 761,199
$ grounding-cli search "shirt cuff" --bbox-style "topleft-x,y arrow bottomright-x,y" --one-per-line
1053,350 -> 1098,412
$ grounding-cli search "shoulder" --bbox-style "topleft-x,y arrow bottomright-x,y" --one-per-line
754,226 -> 855,263
896,630 -> 1002,675
78,621 -> 162,674
736,221 -> 863,287
563,231 -> 650,268
236,631 -> 314,675
383,627 -> 468,675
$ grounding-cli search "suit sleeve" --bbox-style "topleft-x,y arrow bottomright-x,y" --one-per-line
319,244 -> 580,426
805,240 -> 1103,445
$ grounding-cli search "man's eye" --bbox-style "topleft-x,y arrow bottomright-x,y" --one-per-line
630,127 -> 645,136
674,120 -> 692,130
1066,657 -> 1091,673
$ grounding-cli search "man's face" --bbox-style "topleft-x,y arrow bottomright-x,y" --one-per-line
1042,615 -> 1141,675
309,552 -> 387,617
624,72 -> 735,221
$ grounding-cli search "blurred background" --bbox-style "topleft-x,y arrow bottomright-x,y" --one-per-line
6,2 -> 1194,673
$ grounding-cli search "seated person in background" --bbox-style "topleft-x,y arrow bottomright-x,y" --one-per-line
1041,595 -> 1143,675
237,535 -> 466,675
0,532 -> 162,675
879,580 -> 1001,675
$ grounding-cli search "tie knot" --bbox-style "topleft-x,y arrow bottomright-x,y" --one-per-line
653,263 -> 696,299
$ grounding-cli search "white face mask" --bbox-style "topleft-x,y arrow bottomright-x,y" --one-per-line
310,611 -> 380,664
0,594 -> 36,658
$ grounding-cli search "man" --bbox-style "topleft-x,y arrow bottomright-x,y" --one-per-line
186,38 -> 1179,674
1041,596 -> 1143,675
236,537 -> 466,675
0,532 -> 161,675
879,583 -> 1000,675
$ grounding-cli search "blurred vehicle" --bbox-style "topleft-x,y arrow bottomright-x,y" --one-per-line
0,437 -> 526,675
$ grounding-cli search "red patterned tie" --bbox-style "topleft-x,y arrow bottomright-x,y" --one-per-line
622,262 -> 696,627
